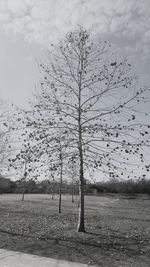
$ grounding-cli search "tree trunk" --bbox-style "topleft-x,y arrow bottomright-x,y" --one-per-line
72,193 -> 74,203
22,163 -> 27,202
51,190 -> 54,200
22,191 -> 25,201
71,177 -> 74,203
77,59 -> 85,232
77,128 -> 85,232
51,176 -> 55,200
22,177 -> 26,201
77,152 -> 85,232
58,150 -> 63,214
58,182 -> 62,213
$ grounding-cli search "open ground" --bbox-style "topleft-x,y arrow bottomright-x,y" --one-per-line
0,194 -> 150,267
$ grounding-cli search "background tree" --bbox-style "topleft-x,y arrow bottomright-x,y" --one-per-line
0,174 -> 15,194
66,159 -> 79,203
0,99 -> 15,173
25,103 -> 76,212
27,28 -> 150,232
8,133 -> 37,201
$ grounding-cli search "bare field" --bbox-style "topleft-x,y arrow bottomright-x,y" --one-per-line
0,193 -> 150,266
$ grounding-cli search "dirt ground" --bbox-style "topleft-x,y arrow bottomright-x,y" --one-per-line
0,193 -> 150,266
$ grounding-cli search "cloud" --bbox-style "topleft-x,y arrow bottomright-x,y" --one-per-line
0,0 -> 149,57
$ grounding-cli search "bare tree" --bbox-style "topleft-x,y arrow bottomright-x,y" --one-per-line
27,28 -> 150,232
0,99 -> 16,173
66,159 -> 79,203
49,175 -> 55,200
25,104 -> 75,212
8,133 -> 37,201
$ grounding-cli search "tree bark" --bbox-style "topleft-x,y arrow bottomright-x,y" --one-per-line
71,176 -> 74,203
22,177 -> 26,201
77,146 -> 85,232
51,190 -> 54,200
22,191 -> 25,201
77,59 -> 85,232
58,180 -> 62,213
72,193 -> 74,203
22,163 -> 27,202
58,149 -> 63,213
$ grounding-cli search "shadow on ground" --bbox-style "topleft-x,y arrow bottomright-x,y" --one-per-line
0,228 -> 150,267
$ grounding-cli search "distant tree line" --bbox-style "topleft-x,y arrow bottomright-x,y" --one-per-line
0,175 -> 79,195
0,175 -> 15,194
87,178 -> 150,195
0,174 -> 150,195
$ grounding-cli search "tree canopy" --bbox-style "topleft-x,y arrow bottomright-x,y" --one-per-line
19,28 -> 150,231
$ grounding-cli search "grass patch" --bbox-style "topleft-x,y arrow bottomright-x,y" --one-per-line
0,194 -> 150,266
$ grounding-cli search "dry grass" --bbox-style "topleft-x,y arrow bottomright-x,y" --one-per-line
0,193 -> 150,266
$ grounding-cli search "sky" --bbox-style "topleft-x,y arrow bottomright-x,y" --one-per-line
0,0 -> 150,181
0,0 -> 150,108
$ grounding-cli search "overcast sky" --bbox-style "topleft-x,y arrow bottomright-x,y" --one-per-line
0,0 -> 150,107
